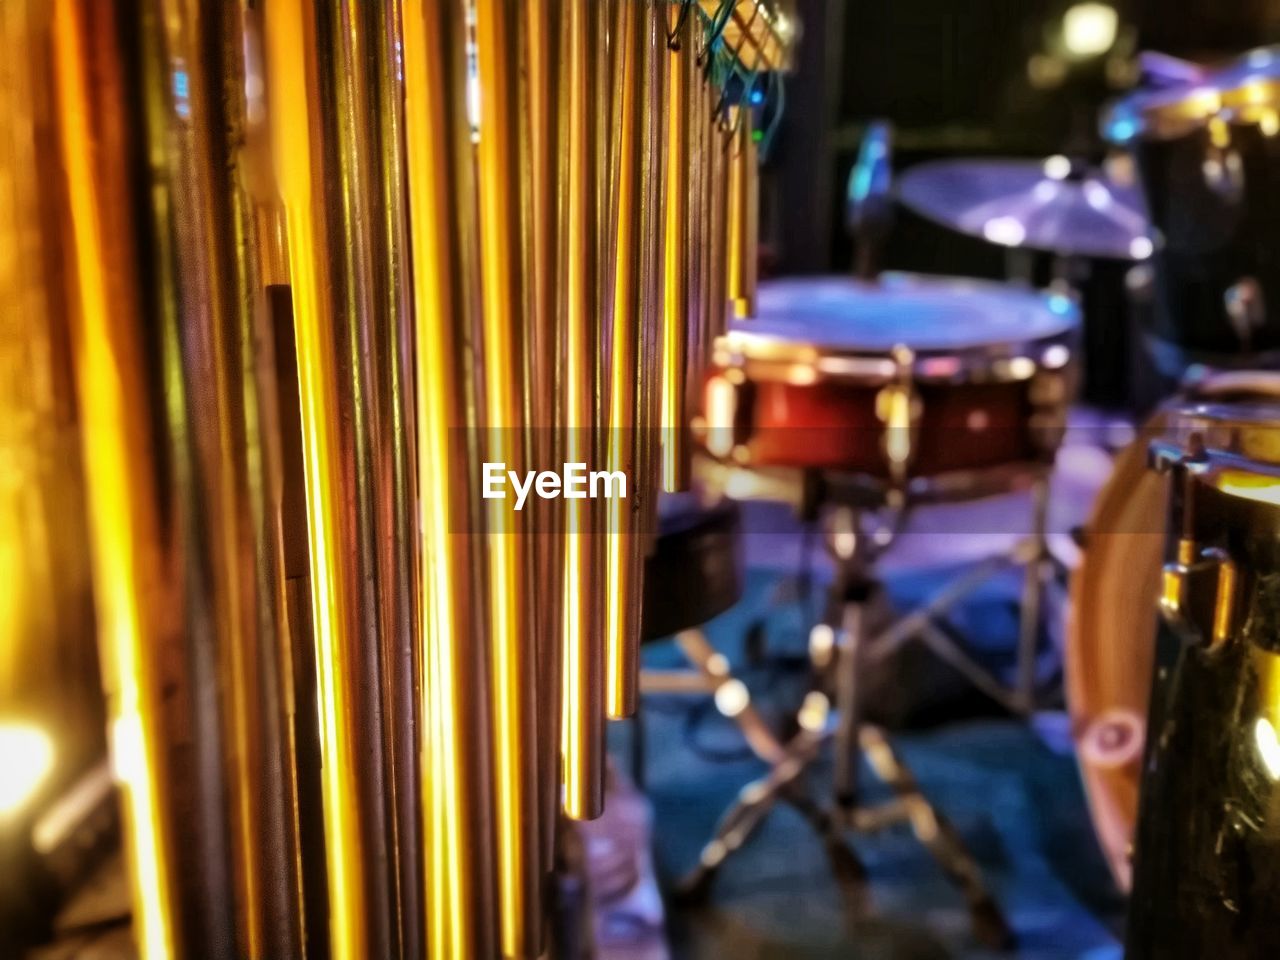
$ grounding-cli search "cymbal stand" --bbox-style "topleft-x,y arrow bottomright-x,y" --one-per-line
675,501 -> 1013,949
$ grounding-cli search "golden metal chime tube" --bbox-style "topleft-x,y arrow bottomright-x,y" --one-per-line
518,0 -> 567,888
603,0 -> 649,721
52,0 -> 309,956
687,46 -> 714,429
726,105 -> 759,320
660,4 -> 695,493
635,0 -> 672,551
262,3 -> 373,957
559,0 -> 608,823
403,0 -> 497,956
0,0 -> 105,925
361,5 -> 425,956
473,0 -> 544,953
13,0 -> 785,955
708,99 -> 731,341
264,0 -> 433,954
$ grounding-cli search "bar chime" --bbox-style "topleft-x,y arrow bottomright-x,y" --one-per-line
2,0 -> 790,957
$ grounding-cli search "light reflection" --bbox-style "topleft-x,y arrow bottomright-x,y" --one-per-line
1129,236 -> 1153,260
983,215 -> 1026,246
0,723 -> 54,816
1254,717 -> 1280,781
1062,3 -> 1118,58
1043,154 -> 1071,180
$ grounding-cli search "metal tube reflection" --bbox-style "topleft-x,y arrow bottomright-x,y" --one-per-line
604,0 -> 648,721
403,0 -> 495,954
560,0 -> 606,822
661,8 -> 694,493
263,2 -> 371,955
474,0 -> 543,952
727,107 -> 759,319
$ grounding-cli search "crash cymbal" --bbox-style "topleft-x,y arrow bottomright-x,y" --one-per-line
897,157 -> 1153,261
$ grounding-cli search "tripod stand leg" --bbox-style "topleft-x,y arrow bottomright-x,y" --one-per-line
833,598 -> 863,806
675,732 -> 823,903
860,726 -> 1015,950
1016,475 -> 1052,714
781,786 -> 870,930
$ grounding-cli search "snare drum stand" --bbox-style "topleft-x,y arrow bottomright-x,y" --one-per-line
676,499 -> 1014,950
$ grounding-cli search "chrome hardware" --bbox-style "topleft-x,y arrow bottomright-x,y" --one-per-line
1151,435 -> 1239,648
1159,544 -> 1239,648
876,344 -> 920,494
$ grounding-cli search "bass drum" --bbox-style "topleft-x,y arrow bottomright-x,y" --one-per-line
1066,370 -> 1280,891
1065,412 -> 1167,891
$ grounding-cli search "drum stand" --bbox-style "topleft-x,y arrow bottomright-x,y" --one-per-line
667,502 -> 1014,949
861,470 -> 1065,716
755,466 -> 1064,715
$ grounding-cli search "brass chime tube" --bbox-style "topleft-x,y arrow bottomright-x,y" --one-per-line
727,107 -> 758,319
635,0 -> 670,548
604,0 -> 647,720
708,98 -> 731,345
161,5 -> 305,956
403,0 -> 495,955
560,0 -> 607,822
474,0 -> 543,953
360,2 -> 424,955
518,0 -> 565,881
0,0 -> 104,783
1,0 -> 104,932
309,1 -> 414,953
263,3 -> 371,956
52,9 -> 178,953
56,1 -> 310,956
686,63 -> 713,426
660,7 -> 694,493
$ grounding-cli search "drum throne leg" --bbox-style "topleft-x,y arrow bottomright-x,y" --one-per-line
671,504 -> 1015,950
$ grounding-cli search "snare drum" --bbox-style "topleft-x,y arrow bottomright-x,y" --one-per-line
1104,46 -> 1280,367
701,273 -> 1078,484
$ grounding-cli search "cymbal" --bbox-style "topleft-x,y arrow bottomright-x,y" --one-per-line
897,157 -> 1153,261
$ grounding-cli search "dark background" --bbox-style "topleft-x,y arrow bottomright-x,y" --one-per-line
768,0 -> 1280,277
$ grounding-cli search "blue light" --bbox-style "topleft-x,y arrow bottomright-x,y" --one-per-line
1048,294 -> 1073,316
1107,117 -> 1137,142
173,68 -> 191,118
749,89 -> 764,105
851,165 -> 872,202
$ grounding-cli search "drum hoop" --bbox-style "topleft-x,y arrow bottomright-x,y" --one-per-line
1187,368 -> 1280,402
1157,372 -> 1280,471
713,330 -> 1074,386
1066,410 -> 1170,892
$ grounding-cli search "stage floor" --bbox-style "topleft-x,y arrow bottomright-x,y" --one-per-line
620,438 -> 1131,959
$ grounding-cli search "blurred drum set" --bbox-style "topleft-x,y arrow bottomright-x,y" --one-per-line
682,40 -> 1280,959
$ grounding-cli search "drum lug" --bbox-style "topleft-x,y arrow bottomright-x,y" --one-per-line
1152,435 -> 1239,648
876,344 -> 919,485
1028,371 -> 1068,458
1159,544 -> 1239,649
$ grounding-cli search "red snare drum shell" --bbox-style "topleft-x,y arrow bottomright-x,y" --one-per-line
704,274 -> 1078,477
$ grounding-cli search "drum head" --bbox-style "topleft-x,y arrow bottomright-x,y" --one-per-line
1066,414 -> 1169,892
738,273 -> 1078,355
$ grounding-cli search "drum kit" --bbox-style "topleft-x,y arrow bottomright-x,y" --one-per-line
661,40 -> 1280,956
